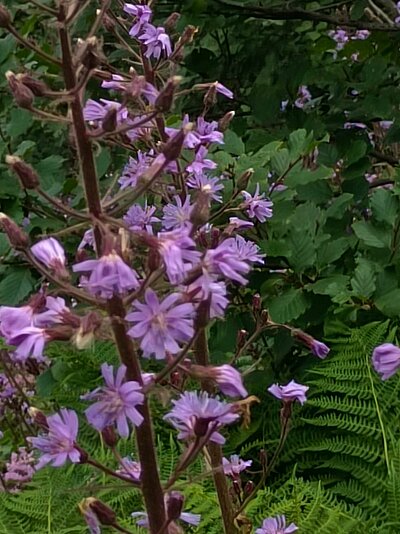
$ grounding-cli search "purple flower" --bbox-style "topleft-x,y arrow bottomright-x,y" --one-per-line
372,343 -> 400,380
157,228 -> 201,284
328,28 -> 349,50
138,24 -> 172,59
31,238 -> 67,276
232,235 -> 265,264
162,195 -> 194,230
29,409 -> 81,469
127,289 -> 195,359
268,380 -> 309,405
35,297 -> 72,327
0,305 -> 35,340
242,184 -> 273,222
101,74 -> 126,91
8,326 -> 48,362
196,116 -> 224,145
353,29 -> 370,40
132,510 -> 201,528
211,365 -> 247,398
203,239 -> 252,285
118,151 -> 153,189
123,4 -> 152,37
215,82 -> 234,99
78,229 -> 95,251
256,515 -> 298,534
187,174 -> 225,203
84,364 -> 144,437
294,85 -> 312,109
344,121 -> 367,130
73,252 -> 140,298
164,391 -> 239,444
222,455 -> 252,477
81,506 -> 101,534
83,99 -> 127,123
186,146 -> 217,175
116,457 -> 141,481
227,217 -> 254,231
311,340 -> 330,359
123,203 -> 160,233
187,276 -> 229,318
4,447 -> 35,484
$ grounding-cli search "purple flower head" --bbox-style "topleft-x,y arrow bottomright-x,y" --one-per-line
242,184 -> 273,222
211,364 -> 247,398
127,289 -> 195,359
196,116 -> 224,145
78,229 -> 95,251
0,305 -> 35,341
83,99 -> 127,123
162,195 -> 194,230
232,235 -> 265,264
344,121 -> 367,130
101,74 -> 126,91
268,380 -> 309,405
186,146 -> 217,175
123,203 -> 160,233
31,238 -> 67,276
8,326 -> 48,362
132,510 -> 201,529
73,252 -> 140,299
256,515 -> 298,534
123,4 -> 152,37
228,217 -> 254,231
138,24 -> 172,59
29,409 -> 81,469
294,85 -> 312,109
354,29 -> 370,40
35,297 -> 72,327
328,28 -> 349,50
84,364 -> 144,438
215,82 -> 234,99
118,151 -> 154,190
203,238 -> 252,285
311,340 -> 330,359
222,455 -> 252,477
187,173 -> 225,203
81,507 -> 101,534
187,276 -> 229,318
164,391 -> 239,444
116,457 -> 141,481
372,343 -> 400,380
157,228 -> 201,284
4,447 -> 36,485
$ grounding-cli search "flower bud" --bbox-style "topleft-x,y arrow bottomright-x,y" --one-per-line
179,25 -> 197,46
74,312 -> 101,350
236,329 -> 248,350
236,168 -> 254,191
164,12 -> 180,31
6,71 -> 34,109
203,84 -> 217,110
0,213 -> 29,249
252,293 -> 261,313
244,481 -> 255,495
218,111 -> 235,132
77,37 -> 100,70
28,407 -> 48,429
190,191 -> 210,228
162,123 -> 193,162
166,491 -> 184,521
88,498 -> 117,526
101,107 -> 117,132
101,426 -> 118,448
0,4 -> 11,28
6,155 -> 40,189
155,76 -> 181,112
16,73 -> 49,97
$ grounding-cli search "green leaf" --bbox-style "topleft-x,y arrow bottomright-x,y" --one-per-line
285,166 -> 333,187
36,155 -> 65,193
370,189 -> 398,226
223,130 -> 245,156
307,275 -> 350,297
351,259 -> 376,298
288,129 -> 312,157
6,109 -> 34,138
289,230 -> 316,272
317,237 -> 350,266
326,193 -> 354,219
0,269 -> 34,305
268,288 -> 309,323
95,147 -> 111,178
36,368 -> 58,398
345,140 -> 367,165
271,148 -> 290,174
375,289 -> 400,317
352,221 -> 390,248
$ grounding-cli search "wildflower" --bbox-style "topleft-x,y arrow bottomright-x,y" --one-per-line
211,364 -> 248,398
29,409 -> 81,468
186,146 -> 217,175
123,4 -> 152,37
227,217 -> 254,231
328,28 -> 348,50
222,455 -> 252,477
101,74 -> 126,91
242,184 -> 273,222
294,85 -> 312,109
35,297 -> 74,327
196,116 -> 224,145
83,98 -> 127,123
232,235 -> 265,264
162,195 -> 194,230
8,326 -> 48,362
256,515 -> 298,534
123,203 -> 160,233
84,364 -> 144,438
73,252 -> 140,298
187,276 -> 229,318
0,305 -> 35,340
203,239 -> 252,285
78,229 -> 95,251
372,343 -> 400,380
138,25 -> 172,59
156,228 -> 201,284
311,339 -> 330,359
127,289 -> 195,359
268,380 -> 309,405
353,29 -> 370,40
31,237 -> 67,277
118,151 -> 154,189
4,447 -> 35,484
116,457 -> 141,481
132,510 -> 201,528
187,174 -> 225,203
164,391 -> 239,444
215,82 -> 233,99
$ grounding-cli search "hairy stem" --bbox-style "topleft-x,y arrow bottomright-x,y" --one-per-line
194,328 -> 238,534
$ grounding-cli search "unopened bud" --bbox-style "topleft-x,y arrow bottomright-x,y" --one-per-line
6,71 -> 34,109
190,191 -> 210,228
162,123 -> 193,162
0,4 -> 11,28
252,293 -> 261,313
236,168 -> 254,191
88,499 -> 117,526
179,25 -> 197,46
218,111 -> 235,132
244,481 -> 255,495
236,329 -> 248,350
155,76 -> 181,112
101,426 -> 118,448
101,107 -> 117,132
28,407 -> 48,429
16,73 -> 49,97
78,37 -> 100,70
6,155 -> 39,189
167,491 -> 184,521
203,84 -> 217,109
0,213 -> 29,249
164,12 -> 180,31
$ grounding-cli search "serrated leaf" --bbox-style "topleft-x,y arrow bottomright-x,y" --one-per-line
223,130 -> 245,155
351,259 -> 376,298
370,189 -> 398,226
289,231 -> 316,271
288,129 -> 311,157
36,155 -> 65,193
352,221 -> 390,248
307,275 -> 350,297
268,289 -> 309,322
326,193 -> 354,219
6,109 -> 34,138
317,237 -> 350,266
0,269 -> 34,305
375,289 -> 400,317
285,166 -> 333,187
271,148 -> 290,174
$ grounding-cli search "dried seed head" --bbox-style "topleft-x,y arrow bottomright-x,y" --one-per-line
6,155 -> 40,189
0,213 -> 29,249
